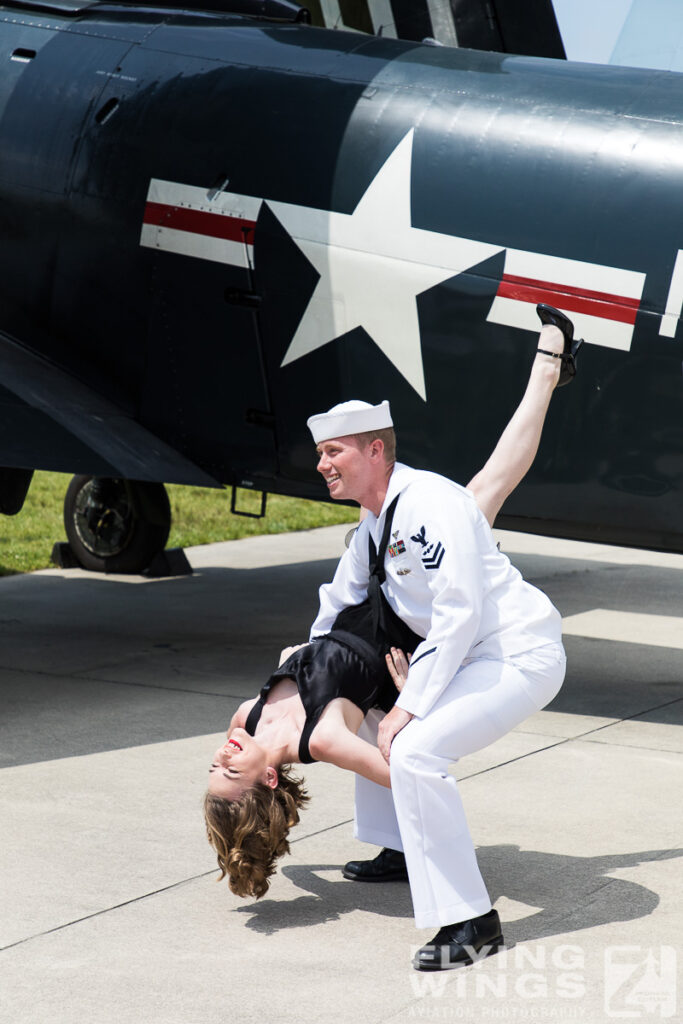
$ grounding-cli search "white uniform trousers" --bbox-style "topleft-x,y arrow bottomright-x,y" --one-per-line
354,644 -> 566,930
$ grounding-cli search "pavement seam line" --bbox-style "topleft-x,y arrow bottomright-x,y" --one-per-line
0,871 -> 217,953
2,703 -> 677,949
0,664 -> 254,700
71,675 -> 256,699
458,695 -> 683,781
0,820 -> 357,953
581,739 -> 683,754
290,818 -> 354,845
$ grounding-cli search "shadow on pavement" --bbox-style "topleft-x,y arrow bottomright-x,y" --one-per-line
234,847 -> 683,939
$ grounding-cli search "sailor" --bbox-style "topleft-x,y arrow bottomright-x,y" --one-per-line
306,393 -> 566,971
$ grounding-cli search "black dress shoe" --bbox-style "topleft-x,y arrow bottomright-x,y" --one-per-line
536,302 -> 584,387
342,847 -> 408,882
414,909 -> 504,971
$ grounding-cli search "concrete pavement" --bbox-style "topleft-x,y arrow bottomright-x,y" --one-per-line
0,526 -> 681,1023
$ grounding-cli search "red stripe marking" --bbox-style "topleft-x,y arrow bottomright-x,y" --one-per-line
503,275 -> 641,309
498,275 -> 639,325
143,201 -> 255,245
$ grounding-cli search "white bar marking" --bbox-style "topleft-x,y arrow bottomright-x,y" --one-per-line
486,248 -> 646,352
503,247 -> 645,300
145,179 -> 262,222
140,224 -> 253,269
659,248 -> 683,337
487,296 -> 636,351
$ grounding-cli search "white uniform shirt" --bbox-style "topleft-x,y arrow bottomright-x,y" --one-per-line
310,463 -> 562,719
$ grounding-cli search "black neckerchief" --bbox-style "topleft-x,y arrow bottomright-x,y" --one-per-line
367,494 -> 400,640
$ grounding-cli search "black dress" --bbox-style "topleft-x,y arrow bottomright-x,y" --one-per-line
244,496 -> 423,764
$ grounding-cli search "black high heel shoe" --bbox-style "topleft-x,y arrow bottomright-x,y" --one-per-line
536,303 -> 584,387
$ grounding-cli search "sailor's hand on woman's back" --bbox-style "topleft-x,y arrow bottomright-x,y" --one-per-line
386,647 -> 411,692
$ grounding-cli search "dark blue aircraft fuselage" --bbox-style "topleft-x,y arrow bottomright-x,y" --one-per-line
0,3 -> 681,550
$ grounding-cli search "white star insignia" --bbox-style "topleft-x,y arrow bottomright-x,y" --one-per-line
267,130 -> 502,399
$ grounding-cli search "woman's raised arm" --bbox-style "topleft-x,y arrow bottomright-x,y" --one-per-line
308,718 -> 392,788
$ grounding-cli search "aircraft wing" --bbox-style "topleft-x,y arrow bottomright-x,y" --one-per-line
0,330 -> 221,487
307,0 -> 565,57
311,0 -> 683,72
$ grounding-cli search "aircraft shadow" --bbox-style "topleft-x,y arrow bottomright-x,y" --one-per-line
0,550 -> 680,766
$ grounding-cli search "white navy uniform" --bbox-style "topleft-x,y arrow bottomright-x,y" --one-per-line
310,462 -> 565,930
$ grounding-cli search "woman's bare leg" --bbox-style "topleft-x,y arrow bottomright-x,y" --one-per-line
467,325 -> 565,526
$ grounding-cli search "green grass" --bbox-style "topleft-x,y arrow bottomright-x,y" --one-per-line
0,472 -> 357,576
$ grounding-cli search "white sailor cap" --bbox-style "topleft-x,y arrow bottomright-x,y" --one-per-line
307,400 -> 393,444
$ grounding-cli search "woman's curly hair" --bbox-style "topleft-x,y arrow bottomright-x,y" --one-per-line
204,765 -> 310,899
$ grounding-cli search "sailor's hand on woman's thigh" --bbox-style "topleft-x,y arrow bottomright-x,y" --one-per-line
378,705 -> 414,763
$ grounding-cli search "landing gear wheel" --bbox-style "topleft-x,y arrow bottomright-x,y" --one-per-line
63,476 -> 171,573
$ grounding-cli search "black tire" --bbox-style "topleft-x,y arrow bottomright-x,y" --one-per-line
63,476 -> 171,573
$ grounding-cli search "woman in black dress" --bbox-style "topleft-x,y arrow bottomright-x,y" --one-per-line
204,316 -> 577,898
